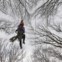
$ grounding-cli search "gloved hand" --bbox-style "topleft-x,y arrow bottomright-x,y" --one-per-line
15,29 -> 18,33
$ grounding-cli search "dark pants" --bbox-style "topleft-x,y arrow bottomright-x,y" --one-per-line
18,34 -> 25,48
10,34 -> 25,49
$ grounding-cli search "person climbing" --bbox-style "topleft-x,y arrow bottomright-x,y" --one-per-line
16,20 -> 25,48
10,20 -> 25,49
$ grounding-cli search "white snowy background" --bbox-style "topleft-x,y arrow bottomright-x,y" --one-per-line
0,0 -> 62,62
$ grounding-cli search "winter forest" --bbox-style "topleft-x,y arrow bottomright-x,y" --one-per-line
0,0 -> 62,62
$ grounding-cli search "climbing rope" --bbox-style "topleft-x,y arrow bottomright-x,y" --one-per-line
22,0 -> 26,62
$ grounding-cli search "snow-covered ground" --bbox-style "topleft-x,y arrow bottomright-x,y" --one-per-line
0,27 -> 34,62
0,13 -> 35,62
0,4 -> 62,62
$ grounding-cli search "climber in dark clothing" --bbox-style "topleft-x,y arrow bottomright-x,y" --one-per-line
16,20 -> 25,48
10,20 -> 25,49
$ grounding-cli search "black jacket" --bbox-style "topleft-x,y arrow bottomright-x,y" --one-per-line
16,25 -> 25,35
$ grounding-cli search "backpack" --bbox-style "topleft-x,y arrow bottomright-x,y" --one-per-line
16,25 -> 25,35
